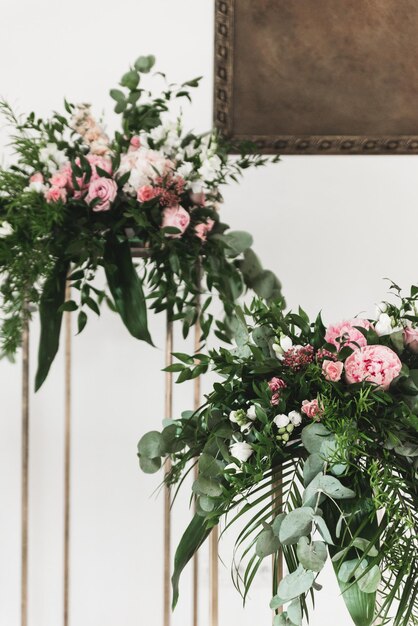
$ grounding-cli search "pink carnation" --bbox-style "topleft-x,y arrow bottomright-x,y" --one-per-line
301,399 -> 322,419
137,185 -> 158,203
161,205 -> 190,237
45,186 -> 67,203
194,218 -> 215,242
325,319 -> 372,351
322,359 -> 344,382
271,393 -> 280,406
404,326 -> 418,354
268,377 -> 287,392
345,345 -> 402,390
85,177 -> 117,212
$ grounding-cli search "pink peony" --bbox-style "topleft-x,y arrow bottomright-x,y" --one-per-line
86,154 -> 113,180
137,185 -> 158,203
345,345 -> 402,390
161,205 -> 190,237
45,186 -> 67,203
85,177 -> 117,212
404,326 -> 418,354
194,218 -> 215,242
322,359 -> 344,382
325,319 -> 372,351
268,377 -> 287,392
301,399 -> 322,419
30,172 -> 44,183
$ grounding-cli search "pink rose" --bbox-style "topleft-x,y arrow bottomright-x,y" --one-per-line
191,191 -> 206,206
137,185 -> 158,203
325,319 -> 372,351
129,136 -> 141,151
30,172 -> 44,183
45,186 -> 67,203
86,154 -> 112,180
345,345 -> 402,390
404,326 -> 418,354
50,171 -> 68,188
268,377 -> 287,392
322,359 -> 344,382
161,205 -> 190,237
301,399 -> 322,419
194,219 -> 215,242
271,393 -> 280,406
85,177 -> 117,212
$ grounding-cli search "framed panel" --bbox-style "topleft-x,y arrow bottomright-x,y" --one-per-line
214,0 -> 418,154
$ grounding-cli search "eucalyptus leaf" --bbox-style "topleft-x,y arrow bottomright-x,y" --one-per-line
137,431 -> 163,458
222,231 -> 253,257
303,453 -> 326,486
339,559 -> 366,584
301,423 -> 332,455
277,564 -> 316,601
279,507 -> 314,545
319,475 -> 356,500
272,513 -> 286,537
287,598 -> 302,626
356,564 -> 381,594
256,527 -> 281,558
192,476 -> 223,498
313,515 -> 334,544
296,537 -> 327,572
139,455 -> 161,474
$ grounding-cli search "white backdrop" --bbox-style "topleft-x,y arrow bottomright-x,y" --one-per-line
1,1 -> 418,625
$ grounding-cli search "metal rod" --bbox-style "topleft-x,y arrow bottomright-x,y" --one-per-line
209,524 -> 219,626
63,280 -> 72,626
21,312 -> 30,626
272,470 -> 283,619
164,319 -> 173,626
192,284 -> 201,626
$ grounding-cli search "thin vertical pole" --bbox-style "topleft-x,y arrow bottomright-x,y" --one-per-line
164,318 -> 173,626
272,470 -> 283,619
192,276 -> 201,626
209,525 -> 219,626
63,279 -> 72,626
21,313 -> 30,626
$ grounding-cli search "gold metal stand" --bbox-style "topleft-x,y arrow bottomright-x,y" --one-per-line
164,318 -> 173,626
63,280 -> 72,626
272,470 -> 283,619
21,314 -> 30,626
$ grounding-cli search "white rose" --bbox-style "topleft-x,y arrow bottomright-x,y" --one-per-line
177,162 -> 193,178
246,405 -> 257,421
375,313 -> 393,337
198,155 -> 222,182
39,143 -> 67,172
229,442 -> 254,464
375,302 -> 388,316
24,181 -> 45,193
191,180 -> 204,194
288,410 -> 302,426
273,414 -> 290,429
0,221 -> 13,237
149,125 -> 166,143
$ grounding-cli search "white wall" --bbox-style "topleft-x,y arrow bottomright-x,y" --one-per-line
1,1 -> 418,625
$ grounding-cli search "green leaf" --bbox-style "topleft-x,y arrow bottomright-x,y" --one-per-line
172,514 -> 212,608
252,270 -> 282,301
313,515 -> 334,544
103,235 -> 152,344
279,507 -> 314,545
339,558 -> 365,583
319,475 -> 356,500
198,454 -> 222,478
120,70 -> 140,90
137,431 -> 162,458
222,231 -> 253,257
277,564 -> 315,601
287,598 -> 302,626
60,300 -> 78,312
35,260 -> 69,391
272,513 -> 286,537
356,565 -> 381,594
134,55 -> 156,73
256,527 -> 281,558
296,537 -> 327,572
139,456 -> 161,474
77,310 -> 87,334
301,423 -> 332,454
303,453 -> 325,486
192,476 -> 222,498
110,89 -> 125,103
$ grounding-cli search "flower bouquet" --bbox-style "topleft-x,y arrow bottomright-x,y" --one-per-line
139,282 -> 418,626
0,55 -> 282,389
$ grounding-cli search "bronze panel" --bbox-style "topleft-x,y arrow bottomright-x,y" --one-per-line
214,0 -> 418,154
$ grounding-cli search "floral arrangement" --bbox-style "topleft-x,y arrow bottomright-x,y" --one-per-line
0,55 -> 282,389
138,282 -> 418,626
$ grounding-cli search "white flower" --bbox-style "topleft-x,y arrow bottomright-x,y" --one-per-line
24,181 -> 45,193
375,302 -> 388,316
273,414 -> 290,429
149,125 -> 167,143
229,442 -> 254,464
229,409 -> 253,433
190,180 -> 204,194
246,405 -> 257,421
288,410 -> 302,426
375,313 -> 393,337
198,155 -> 222,182
272,335 -> 293,360
0,221 -> 13,237
177,162 -> 193,179
39,143 -> 67,172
